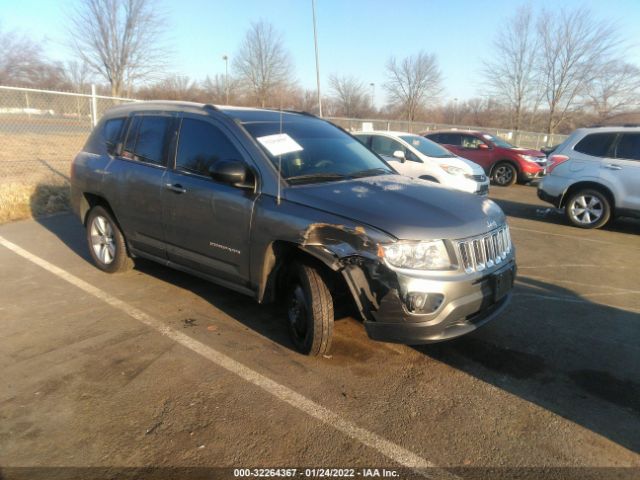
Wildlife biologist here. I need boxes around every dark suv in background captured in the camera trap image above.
[71,102,515,355]
[424,130,547,186]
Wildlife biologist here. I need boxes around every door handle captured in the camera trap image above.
[605,164,622,170]
[165,183,187,194]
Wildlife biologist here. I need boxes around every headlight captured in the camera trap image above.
[380,240,451,270]
[440,164,466,176]
[520,154,542,163]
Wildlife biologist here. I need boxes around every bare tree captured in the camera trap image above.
[62,60,93,93]
[328,74,370,117]
[233,21,294,108]
[67,0,167,97]
[384,51,442,122]
[538,8,621,133]
[0,26,66,88]
[482,6,538,131]
[586,61,640,122]
[201,74,242,104]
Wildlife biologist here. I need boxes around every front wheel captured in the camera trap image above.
[565,189,611,229]
[86,206,133,273]
[491,162,517,186]
[285,263,334,356]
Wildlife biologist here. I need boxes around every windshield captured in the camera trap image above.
[243,119,395,183]
[399,135,454,158]
[482,133,514,148]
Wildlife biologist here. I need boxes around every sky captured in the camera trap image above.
[2,0,640,106]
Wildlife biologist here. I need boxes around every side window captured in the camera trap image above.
[104,118,125,147]
[439,133,462,146]
[371,136,405,157]
[176,118,243,176]
[461,135,485,149]
[574,133,617,158]
[615,133,640,161]
[355,135,371,147]
[123,115,172,165]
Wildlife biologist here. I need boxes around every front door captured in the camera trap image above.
[161,115,256,286]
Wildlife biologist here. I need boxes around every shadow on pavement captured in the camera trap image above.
[416,275,640,453]
[492,197,640,235]
[34,213,640,454]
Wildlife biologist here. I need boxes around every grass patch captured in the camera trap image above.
[0,182,70,224]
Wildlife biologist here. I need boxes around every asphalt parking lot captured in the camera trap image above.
[1,184,639,477]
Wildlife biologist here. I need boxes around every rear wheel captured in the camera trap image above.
[285,262,334,356]
[491,162,517,186]
[86,206,133,273]
[565,189,611,229]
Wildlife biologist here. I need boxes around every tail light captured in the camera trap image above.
[547,155,569,173]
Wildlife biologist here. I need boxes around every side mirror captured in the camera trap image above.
[209,160,249,187]
[478,143,490,150]
[392,150,406,162]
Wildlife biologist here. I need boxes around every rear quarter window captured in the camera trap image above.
[83,117,126,155]
[573,133,617,158]
[615,133,640,161]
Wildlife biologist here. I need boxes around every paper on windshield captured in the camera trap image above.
[256,133,303,157]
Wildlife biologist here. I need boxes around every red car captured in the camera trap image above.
[424,131,548,186]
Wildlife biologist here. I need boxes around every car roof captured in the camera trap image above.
[103,100,315,123]
[353,130,417,137]
[574,125,640,133]
[425,130,485,136]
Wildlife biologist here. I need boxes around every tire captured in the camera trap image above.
[491,162,518,187]
[285,262,334,356]
[565,189,611,229]
[86,206,134,273]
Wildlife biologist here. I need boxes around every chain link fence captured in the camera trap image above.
[0,85,567,221]
[0,86,138,187]
[327,117,568,150]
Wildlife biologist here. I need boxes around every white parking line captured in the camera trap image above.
[0,235,455,479]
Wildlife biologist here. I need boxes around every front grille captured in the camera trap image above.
[457,225,512,273]
[466,174,487,182]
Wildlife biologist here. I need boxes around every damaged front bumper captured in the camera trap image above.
[357,260,516,344]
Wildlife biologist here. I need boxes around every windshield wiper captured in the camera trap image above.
[286,172,349,185]
[350,167,393,178]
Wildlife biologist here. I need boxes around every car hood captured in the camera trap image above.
[421,154,485,175]
[510,147,545,157]
[285,175,506,241]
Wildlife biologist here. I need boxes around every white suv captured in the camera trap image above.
[538,126,640,228]
[354,131,490,195]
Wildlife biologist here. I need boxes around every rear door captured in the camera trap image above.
[161,114,257,286]
[603,132,640,211]
[107,113,177,259]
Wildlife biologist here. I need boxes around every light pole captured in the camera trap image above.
[311,0,323,117]
[369,82,375,110]
[453,97,458,125]
[222,55,229,104]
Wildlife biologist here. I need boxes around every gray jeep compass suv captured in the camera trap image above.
[71,101,516,355]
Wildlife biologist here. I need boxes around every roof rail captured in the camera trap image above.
[203,104,219,112]
[284,109,317,118]
[587,123,640,128]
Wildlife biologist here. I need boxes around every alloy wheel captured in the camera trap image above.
[569,194,604,225]
[90,215,116,265]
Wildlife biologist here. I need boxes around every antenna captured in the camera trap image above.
[277,98,284,205]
